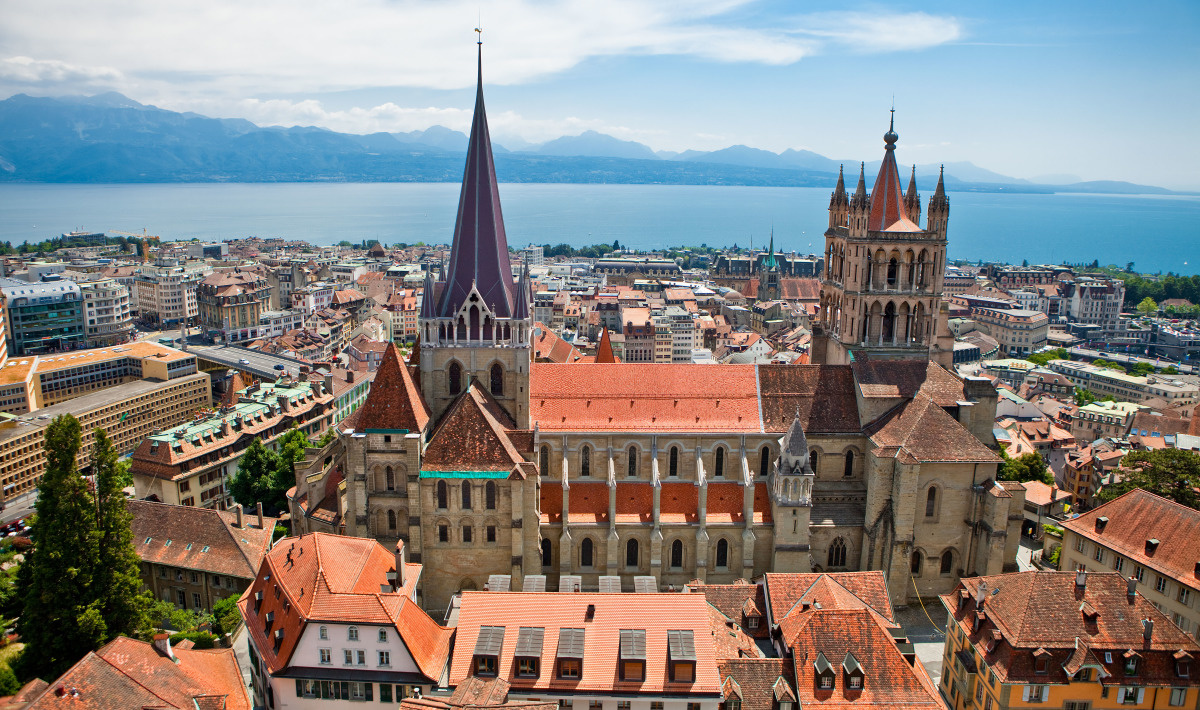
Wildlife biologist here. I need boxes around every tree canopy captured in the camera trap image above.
[229,428,312,514]
[1098,448,1200,509]
[1136,296,1158,315]
[998,448,1053,486]
[1026,348,1069,367]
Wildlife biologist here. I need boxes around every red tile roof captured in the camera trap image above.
[129,500,274,580]
[718,659,795,710]
[689,582,770,640]
[355,342,430,433]
[852,359,965,406]
[762,572,894,626]
[450,592,722,696]
[867,395,1000,464]
[1062,488,1200,588]
[423,384,526,471]
[758,366,860,433]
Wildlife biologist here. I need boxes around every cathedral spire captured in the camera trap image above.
[933,164,946,200]
[438,38,516,318]
[866,109,909,231]
[595,327,616,363]
[833,164,846,198]
[904,164,921,224]
[854,162,867,199]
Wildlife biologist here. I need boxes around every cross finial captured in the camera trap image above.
[475,26,482,45]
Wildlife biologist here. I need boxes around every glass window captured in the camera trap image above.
[319,648,331,664]
[379,650,391,667]
[379,629,387,642]
[348,626,359,641]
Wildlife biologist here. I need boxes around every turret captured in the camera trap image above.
[904,165,921,224]
[927,165,950,237]
[848,162,869,238]
[827,164,849,231]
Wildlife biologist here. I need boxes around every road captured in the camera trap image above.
[0,492,37,526]
[895,602,948,688]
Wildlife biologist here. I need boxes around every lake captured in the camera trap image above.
[0,183,1197,274]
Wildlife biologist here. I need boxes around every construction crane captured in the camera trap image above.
[109,229,159,264]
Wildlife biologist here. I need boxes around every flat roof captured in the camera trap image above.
[35,342,193,372]
[0,358,37,387]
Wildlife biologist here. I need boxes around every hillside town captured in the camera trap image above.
[0,55,1196,710]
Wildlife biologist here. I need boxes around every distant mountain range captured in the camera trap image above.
[0,92,1182,195]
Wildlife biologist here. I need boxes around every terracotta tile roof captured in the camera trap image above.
[532,323,582,363]
[705,483,748,524]
[867,395,1000,463]
[941,571,1200,686]
[1062,489,1200,588]
[450,592,722,696]
[238,533,450,681]
[706,603,766,660]
[1020,480,1068,507]
[23,636,250,709]
[779,278,821,302]
[660,482,700,523]
[690,582,770,640]
[762,572,894,626]
[758,365,860,433]
[717,659,794,710]
[130,500,275,580]
[852,359,965,406]
[568,482,610,524]
[595,327,617,363]
[423,384,526,471]
[786,608,943,709]
[355,342,431,433]
[540,482,563,524]
[530,364,761,432]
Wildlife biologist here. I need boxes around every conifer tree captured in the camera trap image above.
[15,415,102,680]
[91,428,152,640]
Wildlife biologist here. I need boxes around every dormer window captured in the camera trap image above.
[843,652,864,691]
[474,626,505,677]
[1177,658,1191,678]
[1033,648,1052,674]
[619,629,646,681]
[667,630,696,683]
[515,627,545,679]
[814,651,834,690]
[556,628,585,679]
[1124,652,1139,676]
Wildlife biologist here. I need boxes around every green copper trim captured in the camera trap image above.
[419,470,510,479]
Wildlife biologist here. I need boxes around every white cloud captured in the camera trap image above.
[0,56,123,86]
[792,12,964,53]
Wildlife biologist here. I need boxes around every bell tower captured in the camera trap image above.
[418,39,532,427]
[770,410,814,572]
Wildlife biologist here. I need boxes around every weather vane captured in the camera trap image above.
[475,26,482,44]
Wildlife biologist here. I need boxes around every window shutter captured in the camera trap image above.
[1116,688,1126,703]
[1022,686,1031,702]
[1136,688,1144,704]
[366,683,374,701]
[296,679,303,697]
[1041,686,1049,702]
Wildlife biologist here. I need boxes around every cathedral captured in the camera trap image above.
[288,46,1026,614]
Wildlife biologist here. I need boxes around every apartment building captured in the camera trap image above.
[1060,489,1200,639]
[77,275,135,347]
[1070,400,1146,441]
[1050,360,1200,405]
[970,306,1049,357]
[941,571,1200,710]
[1066,278,1126,332]
[0,276,85,355]
[135,258,209,326]
[199,269,273,343]
[32,341,198,409]
[0,372,211,503]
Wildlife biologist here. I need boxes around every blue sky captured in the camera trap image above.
[1,0,1197,189]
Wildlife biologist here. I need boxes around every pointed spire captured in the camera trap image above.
[933,164,946,199]
[764,228,778,269]
[356,342,430,433]
[853,162,867,199]
[906,165,918,199]
[420,269,436,319]
[512,260,531,321]
[438,37,516,318]
[834,164,846,196]
[867,110,908,231]
[408,332,421,368]
[595,327,616,363]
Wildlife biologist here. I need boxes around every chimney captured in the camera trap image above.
[975,580,988,608]
[585,604,596,621]
[311,378,323,397]
[277,394,290,413]
[152,633,177,662]
[257,502,264,529]
[324,373,334,393]
[235,503,244,529]
[394,540,407,590]
[346,370,355,383]
[1128,575,1138,598]
[1143,619,1154,642]
[1076,568,1087,590]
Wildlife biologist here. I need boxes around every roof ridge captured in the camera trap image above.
[95,642,194,708]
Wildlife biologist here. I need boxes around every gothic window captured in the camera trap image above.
[385,466,395,491]
[456,317,466,340]
[715,539,729,569]
[448,362,462,395]
[539,445,549,476]
[911,550,923,576]
[387,510,397,531]
[670,540,683,569]
[759,446,770,478]
[581,538,594,568]
[627,446,638,478]
[887,258,898,288]
[581,446,591,477]
[626,539,639,568]
[844,451,854,478]
[485,481,497,510]
[925,487,938,518]
[828,537,847,568]
[714,447,725,478]
[461,481,472,510]
[669,446,679,477]
[809,450,818,472]
[541,538,552,568]
[941,550,954,575]
[436,481,447,510]
[490,363,503,396]
[469,306,480,340]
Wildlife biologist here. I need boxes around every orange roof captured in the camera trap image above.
[530,364,761,432]
[595,327,617,363]
[354,342,430,433]
[423,384,526,471]
[450,592,722,696]
[763,572,894,626]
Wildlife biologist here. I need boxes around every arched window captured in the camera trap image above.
[490,363,503,396]
[715,539,729,569]
[348,626,359,641]
[436,481,447,510]
[759,446,770,477]
[581,538,594,568]
[844,451,854,478]
[461,481,472,510]
[387,509,397,531]
[925,487,938,518]
[626,539,639,568]
[911,550,923,576]
[809,450,818,472]
[941,550,954,575]
[448,362,462,395]
[670,540,683,569]
[714,447,725,478]
[456,317,466,341]
[539,445,549,476]
[541,538,552,568]
[828,537,847,568]
[385,466,395,491]
[485,481,497,510]
[627,446,638,478]
[581,445,591,477]
[887,258,898,288]
[669,446,679,477]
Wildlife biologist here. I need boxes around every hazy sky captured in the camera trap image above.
[2,0,1197,189]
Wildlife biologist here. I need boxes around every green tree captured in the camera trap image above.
[1130,361,1155,377]
[212,596,243,636]
[91,429,154,643]
[1164,365,1179,375]
[998,448,1052,485]
[1074,387,1096,406]
[15,415,103,680]
[229,437,284,511]
[1136,297,1158,315]
[1097,448,1200,509]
